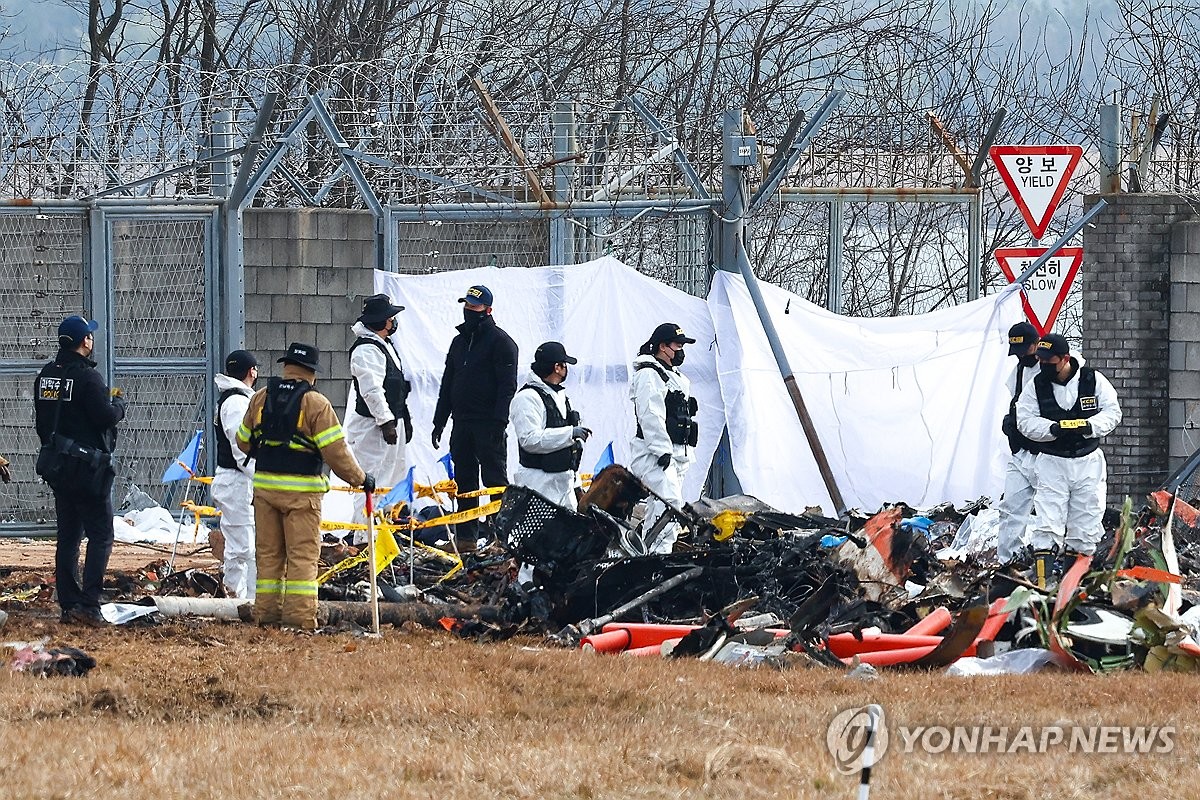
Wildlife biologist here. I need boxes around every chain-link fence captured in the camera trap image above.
[0,206,217,531]
[0,211,86,526]
[391,218,550,272]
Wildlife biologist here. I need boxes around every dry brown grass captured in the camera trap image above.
[0,606,1195,800]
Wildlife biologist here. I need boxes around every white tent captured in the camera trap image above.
[708,271,1023,514]
[359,256,1022,516]
[374,256,725,499]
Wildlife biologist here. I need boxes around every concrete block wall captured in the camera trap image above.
[1170,220,1200,470]
[243,208,377,412]
[1082,193,1193,503]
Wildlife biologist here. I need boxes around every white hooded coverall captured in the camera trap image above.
[211,373,256,598]
[997,361,1039,563]
[1016,357,1122,556]
[629,354,694,554]
[510,373,582,511]
[345,322,408,527]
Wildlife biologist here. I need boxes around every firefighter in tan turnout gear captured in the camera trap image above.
[237,342,371,630]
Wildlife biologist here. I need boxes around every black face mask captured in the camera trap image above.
[463,308,487,327]
[671,348,686,367]
[384,318,398,337]
[1040,361,1058,377]
[1019,354,1038,368]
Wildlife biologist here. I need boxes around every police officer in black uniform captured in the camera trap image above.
[431,285,518,549]
[34,315,127,626]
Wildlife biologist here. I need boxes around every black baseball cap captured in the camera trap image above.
[533,341,578,366]
[1007,321,1039,356]
[58,315,98,347]
[278,342,320,372]
[458,285,494,307]
[649,322,696,346]
[224,349,257,379]
[1036,333,1070,359]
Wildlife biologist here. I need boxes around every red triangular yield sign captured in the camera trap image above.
[989,145,1083,239]
[995,247,1083,335]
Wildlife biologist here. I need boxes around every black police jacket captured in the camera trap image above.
[433,315,518,427]
[34,349,125,452]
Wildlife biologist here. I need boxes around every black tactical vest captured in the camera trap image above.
[1002,365,1040,455]
[517,383,582,473]
[1034,366,1100,459]
[350,337,410,420]
[634,361,698,447]
[250,378,323,475]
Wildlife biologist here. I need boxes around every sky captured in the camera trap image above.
[2,0,1119,63]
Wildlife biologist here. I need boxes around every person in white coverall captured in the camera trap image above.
[996,321,1042,565]
[346,294,412,529]
[211,350,258,598]
[629,322,699,554]
[1016,333,1122,588]
[510,341,590,510]
[511,341,591,585]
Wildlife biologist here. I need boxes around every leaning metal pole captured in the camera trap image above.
[719,109,846,513]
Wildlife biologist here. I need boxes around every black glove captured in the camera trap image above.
[380,419,398,446]
[402,413,413,444]
[432,426,443,449]
[111,394,127,418]
[0,463,10,484]
[656,452,671,469]
[572,426,591,441]
[1049,422,1061,438]
[362,473,376,494]
[1059,418,1094,437]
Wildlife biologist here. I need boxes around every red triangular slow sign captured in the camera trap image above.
[995,247,1083,335]
[989,145,1083,239]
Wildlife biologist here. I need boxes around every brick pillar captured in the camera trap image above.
[1170,221,1200,473]
[1082,194,1193,503]
[243,209,377,412]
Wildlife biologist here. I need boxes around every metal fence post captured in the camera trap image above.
[968,189,982,300]
[1099,101,1124,194]
[827,199,844,313]
[550,100,576,265]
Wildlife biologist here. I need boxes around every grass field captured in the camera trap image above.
[0,606,1196,800]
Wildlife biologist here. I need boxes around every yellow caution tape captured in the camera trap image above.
[329,479,460,499]
[180,500,221,518]
[318,498,501,534]
[425,499,503,526]
[317,522,465,585]
[317,552,370,584]
[454,486,506,500]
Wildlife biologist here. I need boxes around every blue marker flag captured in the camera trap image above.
[162,430,203,483]
[379,465,415,510]
[438,452,454,480]
[593,441,615,475]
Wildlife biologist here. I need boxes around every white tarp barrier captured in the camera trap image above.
[112,506,210,546]
[708,272,1023,514]
[373,257,724,500]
